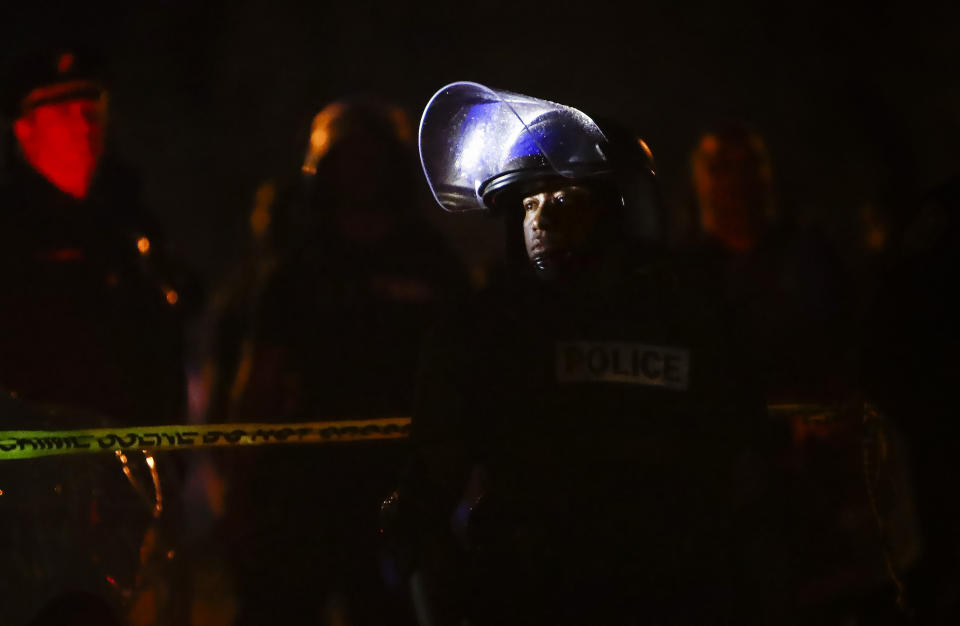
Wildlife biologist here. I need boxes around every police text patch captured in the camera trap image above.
[556,341,690,390]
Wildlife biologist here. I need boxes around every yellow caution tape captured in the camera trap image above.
[0,418,412,461]
[0,404,858,461]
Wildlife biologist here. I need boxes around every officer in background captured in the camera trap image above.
[680,124,855,405]
[0,44,193,626]
[681,125,918,622]
[210,98,466,423]
[0,45,187,425]
[203,99,466,625]
[391,82,801,625]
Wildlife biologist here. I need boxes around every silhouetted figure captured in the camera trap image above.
[680,124,855,404]
[205,99,466,625]
[0,45,195,626]
[676,125,917,622]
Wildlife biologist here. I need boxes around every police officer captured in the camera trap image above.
[682,124,856,405]
[681,126,919,622]
[394,82,797,626]
[0,46,186,424]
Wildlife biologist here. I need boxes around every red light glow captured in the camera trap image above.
[13,97,105,199]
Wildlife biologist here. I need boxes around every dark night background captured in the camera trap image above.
[3,0,959,281]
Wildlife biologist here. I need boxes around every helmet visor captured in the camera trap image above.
[419,82,610,212]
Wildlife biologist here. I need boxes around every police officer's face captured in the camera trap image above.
[692,134,772,252]
[522,183,605,269]
[13,96,107,199]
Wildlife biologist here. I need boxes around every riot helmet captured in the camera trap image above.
[419,82,659,278]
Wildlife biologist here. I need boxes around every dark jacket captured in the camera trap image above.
[401,268,799,625]
[0,158,185,424]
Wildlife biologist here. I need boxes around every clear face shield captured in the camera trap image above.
[418,82,612,212]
